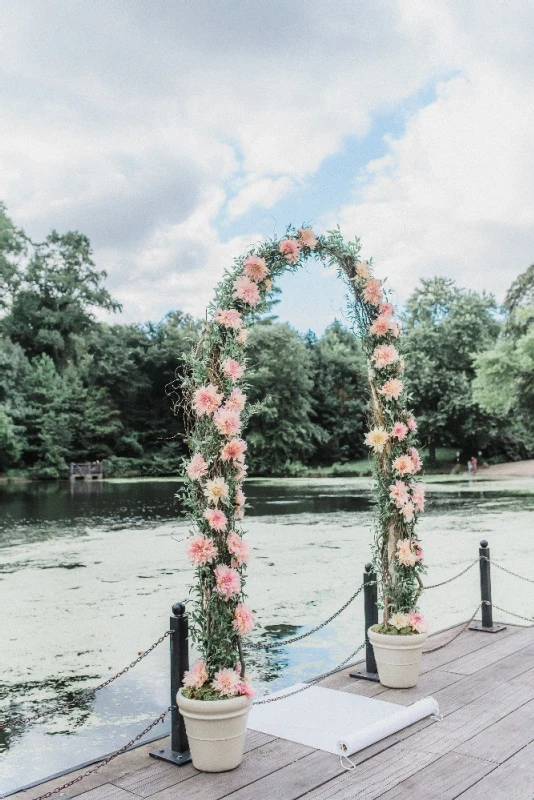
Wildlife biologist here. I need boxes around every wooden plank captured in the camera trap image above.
[356,752,495,800]
[454,740,534,799]
[440,625,534,676]
[75,787,136,800]
[113,731,275,797]
[147,738,313,800]
[454,698,534,765]
[404,681,534,757]
[371,668,464,706]
[419,624,522,675]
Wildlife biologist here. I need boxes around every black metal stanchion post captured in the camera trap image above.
[150,602,192,765]
[469,540,506,634]
[350,563,379,681]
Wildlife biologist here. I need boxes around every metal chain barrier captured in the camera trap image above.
[248,583,366,650]
[30,707,172,800]
[483,600,534,625]
[482,557,534,585]
[424,558,480,590]
[0,630,172,730]
[422,603,482,654]
[253,642,365,705]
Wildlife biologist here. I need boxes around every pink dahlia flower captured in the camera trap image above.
[186,453,208,480]
[279,238,301,263]
[243,255,269,283]
[221,437,247,462]
[232,275,261,307]
[298,228,317,250]
[238,678,255,698]
[391,422,409,441]
[407,415,418,431]
[379,378,403,401]
[233,603,254,635]
[214,564,241,598]
[412,539,424,561]
[407,611,427,633]
[204,476,229,506]
[183,660,208,689]
[379,302,395,317]
[373,344,399,369]
[215,309,243,330]
[193,384,223,416]
[409,447,422,473]
[187,533,218,566]
[225,387,246,411]
[223,358,244,383]
[211,668,241,697]
[227,530,250,566]
[203,507,228,532]
[412,484,425,512]
[401,501,416,523]
[369,315,393,337]
[235,488,246,507]
[355,262,370,279]
[397,539,417,566]
[363,278,382,306]
[213,407,242,437]
[389,480,410,509]
[237,329,249,345]
[393,454,416,475]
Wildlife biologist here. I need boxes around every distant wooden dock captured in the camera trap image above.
[69,462,103,480]
[10,621,534,800]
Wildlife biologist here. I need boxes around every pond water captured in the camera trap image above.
[1,475,534,793]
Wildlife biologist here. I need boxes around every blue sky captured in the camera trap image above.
[1,1,532,333]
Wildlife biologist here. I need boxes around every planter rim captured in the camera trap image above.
[177,688,252,715]
[368,627,428,648]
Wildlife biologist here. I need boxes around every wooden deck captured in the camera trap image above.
[11,622,534,800]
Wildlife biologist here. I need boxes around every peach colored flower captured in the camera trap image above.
[214,564,241,598]
[389,480,409,509]
[211,668,241,696]
[391,422,409,441]
[379,378,403,401]
[264,278,273,292]
[215,309,243,330]
[363,278,382,306]
[204,476,229,506]
[227,530,250,566]
[407,611,427,633]
[238,679,255,698]
[203,507,228,532]
[407,415,418,431]
[379,302,395,317]
[409,447,422,473]
[183,660,208,689]
[186,453,208,480]
[389,612,410,630]
[369,315,392,337]
[412,484,425,512]
[193,384,223,416]
[221,438,247,462]
[233,603,254,635]
[355,262,370,279]
[234,505,245,520]
[237,329,249,345]
[364,427,389,453]
[373,344,399,369]
[393,454,415,475]
[213,407,242,437]
[401,501,416,523]
[389,322,400,337]
[233,275,261,307]
[279,238,301,263]
[223,358,244,382]
[243,255,269,283]
[225,387,246,412]
[187,533,218,566]
[298,228,317,250]
[397,539,417,566]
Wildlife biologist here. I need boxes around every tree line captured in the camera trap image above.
[0,203,533,479]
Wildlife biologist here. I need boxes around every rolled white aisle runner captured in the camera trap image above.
[337,696,440,757]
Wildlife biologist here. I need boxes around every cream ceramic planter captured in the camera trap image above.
[368,627,428,688]
[176,690,252,772]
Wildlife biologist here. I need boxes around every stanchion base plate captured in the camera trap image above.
[149,746,192,766]
[469,623,507,633]
[349,670,380,682]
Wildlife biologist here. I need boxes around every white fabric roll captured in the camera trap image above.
[337,696,439,756]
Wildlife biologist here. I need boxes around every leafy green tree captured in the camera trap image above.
[0,405,22,470]
[0,203,27,311]
[245,322,320,473]
[307,320,368,464]
[402,278,500,463]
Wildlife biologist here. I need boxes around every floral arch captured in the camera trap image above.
[180,226,425,698]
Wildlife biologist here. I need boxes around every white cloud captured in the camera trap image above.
[226,177,295,221]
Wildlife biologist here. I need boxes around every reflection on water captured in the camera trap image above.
[1,476,534,793]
